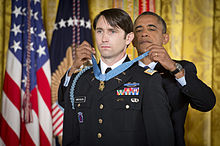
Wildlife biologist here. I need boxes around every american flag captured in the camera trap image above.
[0,0,52,145]
[139,0,155,14]
[49,0,92,139]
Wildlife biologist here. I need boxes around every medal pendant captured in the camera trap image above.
[99,81,105,91]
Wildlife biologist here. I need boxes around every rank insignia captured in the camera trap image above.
[117,87,139,95]
[78,112,84,123]
[144,68,157,75]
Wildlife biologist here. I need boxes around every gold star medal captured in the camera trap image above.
[99,81,105,91]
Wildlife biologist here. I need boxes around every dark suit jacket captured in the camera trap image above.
[154,60,216,146]
[58,61,175,146]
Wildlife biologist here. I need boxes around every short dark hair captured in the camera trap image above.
[93,8,133,36]
[134,11,167,34]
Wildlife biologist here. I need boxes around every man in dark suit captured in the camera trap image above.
[58,8,174,146]
[132,11,216,146]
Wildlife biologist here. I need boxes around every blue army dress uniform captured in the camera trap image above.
[58,60,175,146]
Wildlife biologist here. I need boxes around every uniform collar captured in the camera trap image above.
[100,54,127,74]
[138,60,158,70]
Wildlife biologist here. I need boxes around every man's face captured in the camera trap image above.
[95,16,131,63]
[133,15,168,55]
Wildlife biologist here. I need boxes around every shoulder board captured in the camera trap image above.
[144,68,157,75]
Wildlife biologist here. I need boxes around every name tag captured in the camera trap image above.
[75,96,86,103]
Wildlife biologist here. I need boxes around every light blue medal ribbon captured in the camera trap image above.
[92,51,150,81]
[70,51,149,109]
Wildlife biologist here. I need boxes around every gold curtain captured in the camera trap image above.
[0,0,220,145]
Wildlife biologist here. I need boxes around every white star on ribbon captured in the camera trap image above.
[22,8,26,16]
[86,20,91,29]
[59,19,66,28]
[37,45,46,57]
[34,0,40,5]
[21,75,27,87]
[12,6,22,18]
[33,12,38,21]
[30,42,35,51]
[38,29,46,42]
[80,17,85,27]
[74,17,79,26]
[54,23,58,30]
[67,17,74,27]
[11,24,22,36]
[30,27,34,34]
[11,40,22,53]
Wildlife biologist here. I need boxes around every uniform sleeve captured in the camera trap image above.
[58,74,66,108]
[62,92,80,146]
[142,73,174,146]
[59,74,80,146]
[181,61,216,112]
[58,71,76,108]
[57,71,80,145]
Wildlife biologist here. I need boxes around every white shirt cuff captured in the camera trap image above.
[63,68,71,87]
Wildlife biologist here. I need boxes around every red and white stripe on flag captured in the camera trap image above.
[0,0,53,145]
[52,102,64,136]
[139,0,155,14]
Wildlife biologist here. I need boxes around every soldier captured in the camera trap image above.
[58,8,174,146]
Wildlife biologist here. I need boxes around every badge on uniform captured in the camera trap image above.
[124,82,140,87]
[144,68,157,75]
[75,96,86,103]
[117,87,139,95]
[131,98,139,103]
[78,112,84,123]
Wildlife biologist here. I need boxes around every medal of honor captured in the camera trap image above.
[99,81,105,91]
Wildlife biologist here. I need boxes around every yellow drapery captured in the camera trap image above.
[0,0,219,145]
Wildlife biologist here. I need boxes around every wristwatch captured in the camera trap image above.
[170,63,183,75]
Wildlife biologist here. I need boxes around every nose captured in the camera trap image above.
[102,33,109,42]
[141,29,148,37]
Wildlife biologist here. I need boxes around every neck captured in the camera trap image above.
[140,55,152,65]
[101,52,126,66]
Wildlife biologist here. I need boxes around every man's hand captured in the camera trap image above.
[148,44,176,71]
[69,41,95,76]
[148,44,184,78]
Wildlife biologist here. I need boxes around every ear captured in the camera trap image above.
[125,32,134,45]
[132,36,137,47]
[162,33,169,45]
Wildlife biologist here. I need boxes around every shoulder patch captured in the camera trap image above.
[144,68,157,75]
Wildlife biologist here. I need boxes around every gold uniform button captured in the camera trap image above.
[97,133,102,138]
[99,104,104,110]
[125,104,130,109]
[77,104,81,107]
[99,119,103,124]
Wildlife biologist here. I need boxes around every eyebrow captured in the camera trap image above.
[96,27,118,32]
[135,24,158,30]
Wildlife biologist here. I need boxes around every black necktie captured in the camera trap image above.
[144,66,149,69]
[105,67,112,73]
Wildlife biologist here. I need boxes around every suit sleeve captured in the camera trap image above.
[181,61,216,111]
[142,73,174,146]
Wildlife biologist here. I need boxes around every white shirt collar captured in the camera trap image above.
[138,60,157,70]
[100,54,127,74]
